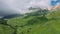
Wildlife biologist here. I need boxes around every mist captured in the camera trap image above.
[0,0,57,17]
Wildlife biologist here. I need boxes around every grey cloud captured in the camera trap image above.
[0,0,51,17]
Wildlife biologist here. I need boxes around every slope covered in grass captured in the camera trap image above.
[0,24,14,34]
[0,10,60,34]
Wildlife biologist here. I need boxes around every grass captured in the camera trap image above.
[0,10,60,34]
[0,24,14,34]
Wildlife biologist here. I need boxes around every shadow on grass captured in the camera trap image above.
[25,17,49,26]
[17,17,60,28]
[48,18,60,21]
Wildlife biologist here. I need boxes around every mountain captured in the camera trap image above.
[0,5,60,34]
[3,14,23,19]
[25,7,49,17]
[6,9,60,34]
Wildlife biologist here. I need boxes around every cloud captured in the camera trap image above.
[3,0,51,9]
[0,0,52,9]
[0,0,52,15]
[29,0,51,9]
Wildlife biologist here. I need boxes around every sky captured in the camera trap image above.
[51,0,60,6]
[0,0,60,10]
[0,0,60,15]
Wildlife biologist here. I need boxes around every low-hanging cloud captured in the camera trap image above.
[0,0,52,15]
[1,0,52,9]
[29,0,51,9]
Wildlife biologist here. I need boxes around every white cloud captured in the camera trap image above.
[0,0,52,14]
[1,0,52,9]
[29,0,51,9]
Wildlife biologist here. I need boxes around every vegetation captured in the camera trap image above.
[0,9,60,34]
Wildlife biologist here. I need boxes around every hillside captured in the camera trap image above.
[0,9,60,34]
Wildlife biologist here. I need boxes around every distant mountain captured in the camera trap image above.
[23,7,49,18]
[3,14,22,19]
[7,9,60,34]
[29,7,41,10]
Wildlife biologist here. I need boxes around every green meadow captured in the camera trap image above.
[0,10,60,34]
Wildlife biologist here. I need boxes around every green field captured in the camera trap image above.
[0,10,60,34]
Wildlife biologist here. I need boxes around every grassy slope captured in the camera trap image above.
[0,10,60,34]
[0,24,14,34]
[8,10,60,34]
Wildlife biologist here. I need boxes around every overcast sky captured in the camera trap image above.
[0,0,60,10]
[0,0,51,9]
[0,0,60,15]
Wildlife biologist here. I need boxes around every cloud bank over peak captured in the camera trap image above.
[29,0,51,9]
[0,0,52,10]
[0,0,57,15]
